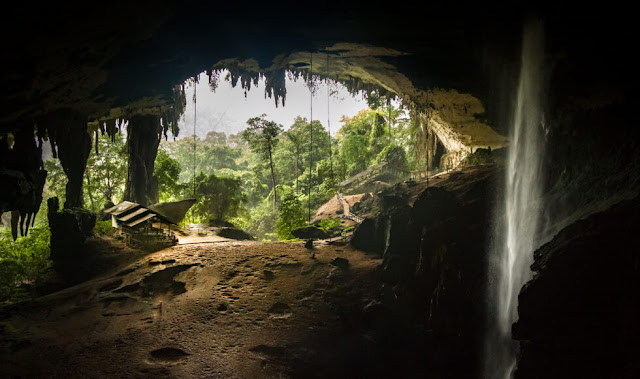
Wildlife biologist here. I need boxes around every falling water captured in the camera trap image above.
[485,19,546,378]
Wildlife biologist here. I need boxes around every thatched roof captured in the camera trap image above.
[148,199,197,225]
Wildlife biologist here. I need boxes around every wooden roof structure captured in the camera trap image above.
[104,199,195,229]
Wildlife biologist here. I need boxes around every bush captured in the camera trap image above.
[0,227,51,302]
[94,220,115,237]
[246,202,278,241]
[318,218,341,231]
[276,193,307,240]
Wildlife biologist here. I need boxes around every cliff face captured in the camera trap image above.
[351,165,499,376]
[513,197,640,379]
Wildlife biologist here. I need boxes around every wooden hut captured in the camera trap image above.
[104,199,195,249]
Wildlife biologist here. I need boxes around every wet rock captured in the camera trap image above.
[513,197,640,379]
[291,226,329,240]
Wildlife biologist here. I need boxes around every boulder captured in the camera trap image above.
[350,218,386,254]
[47,197,97,278]
[291,226,329,240]
[216,227,254,241]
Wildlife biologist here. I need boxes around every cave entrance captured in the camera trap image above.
[157,67,405,240]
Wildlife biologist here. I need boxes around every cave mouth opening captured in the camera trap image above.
[154,64,409,237]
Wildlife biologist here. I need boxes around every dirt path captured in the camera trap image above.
[0,240,382,378]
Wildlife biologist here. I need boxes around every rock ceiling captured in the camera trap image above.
[0,2,634,148]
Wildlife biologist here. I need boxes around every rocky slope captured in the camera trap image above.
[513,196,640,378]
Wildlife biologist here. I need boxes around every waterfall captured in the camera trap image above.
[485,19,546,378]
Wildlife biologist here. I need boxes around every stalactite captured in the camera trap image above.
[44,110,92,209]
[1,125,47,239]
[123,114,162,206]
[263,69,287,107]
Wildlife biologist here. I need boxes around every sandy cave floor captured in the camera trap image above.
[0,238,387,378]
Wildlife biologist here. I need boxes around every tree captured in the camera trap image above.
[192,173,245,222]
[375,145,408,171]
[242,114,283,209]
[43,159,67,202]
[284,127,304,193]
[83,132,127,211]
[154,148,184,202]
[276,192,306,240]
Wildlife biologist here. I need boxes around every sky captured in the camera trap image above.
[177,70,370,139]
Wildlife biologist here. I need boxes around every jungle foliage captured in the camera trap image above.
[37,88,414,242]
[0,228,51,302]
[154,92,412,240]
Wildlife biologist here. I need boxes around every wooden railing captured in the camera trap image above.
[337,192,364,224]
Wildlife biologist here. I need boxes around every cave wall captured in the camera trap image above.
[351,166,498,376]
[513,197,640,379]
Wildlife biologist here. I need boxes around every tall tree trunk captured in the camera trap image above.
[105,167,113,203]
[295,148,299,193]
[123,115,162,206]
[268,143,277,210]
[85,173,95,210]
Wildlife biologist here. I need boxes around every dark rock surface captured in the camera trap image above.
[350,218,386,255]
[350,166,497,376]
[48,197,96,268]
[0,128,47,239]
[513,196,640,379]
[291,226,329,240]
[330,257,349,270]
